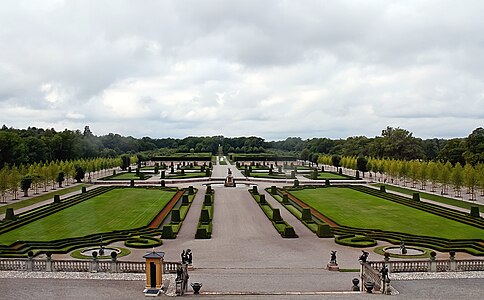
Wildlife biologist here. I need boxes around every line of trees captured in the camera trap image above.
[0,157,135,202]
[319,155,484,200]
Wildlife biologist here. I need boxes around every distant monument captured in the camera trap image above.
[224,168,236,187]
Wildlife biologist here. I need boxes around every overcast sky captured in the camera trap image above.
[1,0,483,140]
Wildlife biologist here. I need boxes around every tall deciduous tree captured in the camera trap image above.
[452,163,464,197]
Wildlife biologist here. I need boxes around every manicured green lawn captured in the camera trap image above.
[0,188,175,245]
[316,172,347,179]
[372,183,484,211]
[290,188,484,240]
[0,184,88,215]
[167,172,207,178]
[102,172,152,180]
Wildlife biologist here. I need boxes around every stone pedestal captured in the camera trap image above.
[327,262,339,271]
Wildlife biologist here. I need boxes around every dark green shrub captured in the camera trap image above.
[356,171,360,179]
[27,251,34,258]
[317,224,333,238]
[252,186,258,194]
[81,187,87,193]
[195,228,209,239]
[413,193,420,201]
[204,194,212,205]
[154,165,159,174]
[283,226,297,238]
[200,209,211,223]
[259,194,266,204]
[282,194,289,204]
[290,171,296,179]
[470,206,480,218]
[301,208,311,221]
[160,180,165,187]
[338,168,342,174]
[271,186,277,194]
[272,208,282,222]
[5,208,15,221]
[130,179,134,187]
[188,186,194,195]
[293,179,299,187]
[206,185,212,193]
[161,225,175,239]
[325,179,330,186]
[160,171,165,179]
[182,194,189,204]
[380,185,386,193]
[53,195,61,204]
[171,209,181,222]
[112,170,116,175]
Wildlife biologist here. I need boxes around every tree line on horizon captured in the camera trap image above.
[0,124,483,169]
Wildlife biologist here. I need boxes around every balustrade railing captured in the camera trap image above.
[0,258,181,274]
[456,259,484,271]
[0,259,27,271]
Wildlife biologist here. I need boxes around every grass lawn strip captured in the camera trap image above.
[290,188,483,240]
[0,184,88,215]
[101,173,152,180]
[372,183,484,211]
[0,188,176,245]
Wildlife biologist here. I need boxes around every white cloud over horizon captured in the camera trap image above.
[1,0,483,140]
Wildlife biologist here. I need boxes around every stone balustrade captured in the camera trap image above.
[0,258,180,274]
[368,259,484,273]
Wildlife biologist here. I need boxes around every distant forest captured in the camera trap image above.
[0,124,482,168]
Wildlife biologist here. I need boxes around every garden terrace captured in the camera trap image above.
[0,187,179,257]
[249,187,298,238]
[285,186,484,255]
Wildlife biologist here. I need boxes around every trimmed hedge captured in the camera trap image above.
[249,190,298,238]
[195,189,214,239]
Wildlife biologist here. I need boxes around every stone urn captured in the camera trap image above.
[352,278,360,291]
[364,281,374,293]
[191,282,203,294]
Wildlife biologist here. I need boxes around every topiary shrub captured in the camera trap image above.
[259,194,266,204]
[271,186,277,194]
[188,186,194,195]
[252,186,258,194]
[53,194,61,204]
[82,186,87,193]
[380,185,386,193]
[160,180,165,187]
[470,206,480,218]
[293,179,299,187]
[290,171,296,179]
[206,185,212,194]
[204,194,212,205]
[316,224,333,238]
[111,251,118,260]
[325,179,330,186]
[272,208,282,222]
[130,179,134,187]
[161,225,175,239]
[171,209,181,223]
[413,193,420,201]
[195,227,209,239]
[283,226,297,238]
[160,171,165,179]
[4,208,16,221]
[182,195,189,204]
[200,209,211,223]
[301,208,312,221]
[282,194,289,204]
